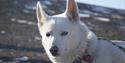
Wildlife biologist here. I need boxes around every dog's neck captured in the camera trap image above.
[52,41,97,63]
[72,36,97,63]
[51,32,97,63]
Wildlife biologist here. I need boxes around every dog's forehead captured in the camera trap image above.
[41,19,55,32]
[42,15,73,32]
[52,15,73,30]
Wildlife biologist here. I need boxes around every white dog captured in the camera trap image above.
[36,0,125,63]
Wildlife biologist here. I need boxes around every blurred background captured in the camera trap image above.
[0,0,125,63]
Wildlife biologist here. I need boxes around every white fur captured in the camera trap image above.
[36,0,125,63]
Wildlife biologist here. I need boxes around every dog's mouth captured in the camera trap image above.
[51,51,59,56]
[50,51,59,57]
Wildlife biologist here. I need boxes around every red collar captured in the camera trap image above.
[73,54,94,63]
[82,55,94,63]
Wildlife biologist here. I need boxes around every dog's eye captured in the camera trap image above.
[61,31,68,36]
[46,32,51,37]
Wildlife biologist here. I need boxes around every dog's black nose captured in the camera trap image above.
[49,46,58,56]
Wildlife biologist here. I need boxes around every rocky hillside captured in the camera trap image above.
[12,0,125,39]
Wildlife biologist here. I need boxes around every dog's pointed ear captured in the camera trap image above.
[65,0,79,21]
[36,1,48,24]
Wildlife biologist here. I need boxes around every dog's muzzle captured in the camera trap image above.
[49,45,58,56]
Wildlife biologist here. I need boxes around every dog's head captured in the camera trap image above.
[36,0,89,58]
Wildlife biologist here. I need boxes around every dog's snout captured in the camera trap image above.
[50,46,58,56]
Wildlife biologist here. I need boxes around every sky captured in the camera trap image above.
[76,0,125,10]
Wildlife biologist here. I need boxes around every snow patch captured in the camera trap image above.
[94,17,110,22]
[79,13,91,18]
[34,36,41,40]
[0,30,6,34]
[14,56,29,61]
[17,20,27,24]
[77,0,125,10]
[44,1,52,5]
[111,40,125,48]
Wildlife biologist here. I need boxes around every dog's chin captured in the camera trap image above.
[50,52,65,57]
[50,52,59,57]
[51,53,59,57]
[49,48,71,57]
